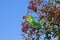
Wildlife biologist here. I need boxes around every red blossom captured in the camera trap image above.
[57,7,60,13]
[28,5,37,12]
[22,22,30,33]
[56,18,60,26]
[28,0,43,12]
[28,30,33,36]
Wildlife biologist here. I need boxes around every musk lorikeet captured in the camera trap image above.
[23,14,40,28]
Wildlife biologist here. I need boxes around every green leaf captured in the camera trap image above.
[52,0,56,6]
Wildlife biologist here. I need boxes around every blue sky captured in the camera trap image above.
[0,0,29,40]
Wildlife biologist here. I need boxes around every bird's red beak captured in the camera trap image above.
[22,16,25,19]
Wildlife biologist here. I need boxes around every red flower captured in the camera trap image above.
[28,30,33,36]
[28,3,37,12]
[57,4,60,12]
[21,22,30,33]
[57,8,60,12]
[56,18,60,26]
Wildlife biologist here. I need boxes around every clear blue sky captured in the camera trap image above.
[0,0,29,40]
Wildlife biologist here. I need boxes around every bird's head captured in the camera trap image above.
[23,15,31,19]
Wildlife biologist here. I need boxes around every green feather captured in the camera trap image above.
[32,18,39,27]
[25,15,39,28]
[26,18,33,24]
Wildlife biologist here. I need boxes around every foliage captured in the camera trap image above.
[21,0,60,40]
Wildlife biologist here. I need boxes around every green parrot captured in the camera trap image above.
[23,14,40,28]
[52,0,56,6]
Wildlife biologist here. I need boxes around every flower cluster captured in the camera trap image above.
[22,0,60,40]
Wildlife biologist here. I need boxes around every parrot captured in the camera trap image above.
[23,14,40,28]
